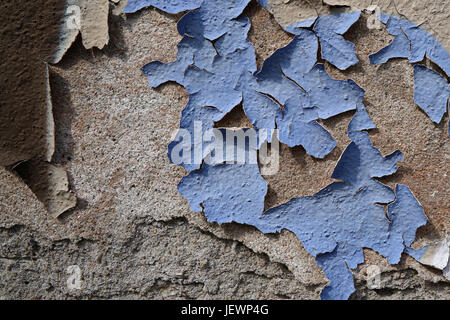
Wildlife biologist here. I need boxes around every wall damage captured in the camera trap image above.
[129,0,449,299]
[1,0,448,300]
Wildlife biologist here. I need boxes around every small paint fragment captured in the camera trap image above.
[413,65,450,124]
[348,103,376,132]
[80,0,110,50]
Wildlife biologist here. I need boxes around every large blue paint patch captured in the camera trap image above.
[126,1,449,299]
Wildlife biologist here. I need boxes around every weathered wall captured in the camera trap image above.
[0,0,448,299]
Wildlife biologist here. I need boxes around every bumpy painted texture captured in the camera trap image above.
[129,1,447,299]
[313,11,361,70]
[413,65,450,124]
[124,0,203,14]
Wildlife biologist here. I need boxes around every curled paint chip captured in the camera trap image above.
[413,65,450,124]
[313,11,361,70]
[406,237,450,273]
[124,0,203,14]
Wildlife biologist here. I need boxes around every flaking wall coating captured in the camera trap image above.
[0,0,449,299]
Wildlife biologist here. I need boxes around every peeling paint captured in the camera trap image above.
[407,237,450,280]
[178,131,428,300]
[129,1,448,299]
[142,5,372,164]
[54,0,113,63]
[370,14,450,76]
[413,65,450,124]
[312,11,361,70]
[320,0,450,50]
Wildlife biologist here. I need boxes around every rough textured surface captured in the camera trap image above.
[0,0,62,166]
[0,0,449,299]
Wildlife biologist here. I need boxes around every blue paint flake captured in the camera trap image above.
[129,1,442,299]
[178,0,251,41]
[348,103,376,132]
[281,12,361,71]
[414,65,450,124]
[313,11,361,70]
[124,0,203,14]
